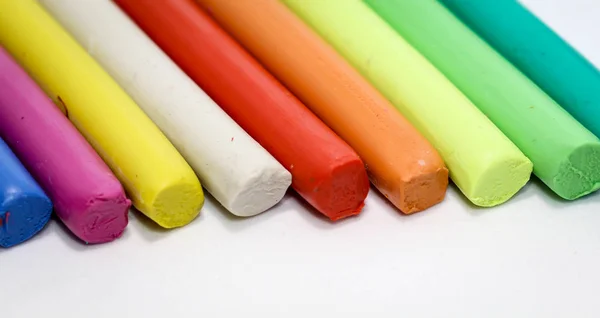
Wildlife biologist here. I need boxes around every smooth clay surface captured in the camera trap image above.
[116,0,370,221]
[0,47,130,243]
[0,0,205,227]
[285,0,532,207]
[441,0,600,139]
[367,0,600,200]
[40,0,291,217]
[0,138,52,248]
[197,0,448,214]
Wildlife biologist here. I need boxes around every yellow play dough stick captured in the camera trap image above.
[0,0,204,228]
[284,0,533,206]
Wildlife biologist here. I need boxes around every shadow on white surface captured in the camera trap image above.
[128,207,176,243]
[4,1,600,316]
[208,190,296,232]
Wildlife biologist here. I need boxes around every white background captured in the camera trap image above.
[3,0,600,317]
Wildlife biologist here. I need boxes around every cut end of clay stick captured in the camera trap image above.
[303,158,370,221]
[72,193,131,244]
[227,167,292,217]
[145,180,205,228]
[395,166,449,214]
[0,195,52,248]
[466,157,533,207]
[552,143,600,200]
[372,152,449,214]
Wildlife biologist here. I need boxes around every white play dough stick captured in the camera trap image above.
[39,0,292,216]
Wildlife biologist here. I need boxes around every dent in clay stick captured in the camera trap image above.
[0,0,204,227]
[441,0,600,138]
[40,0,291,217]
[0,47,130,243]
[367,0,600,200]
[0,138,52,248]
[196,0,448,213]
[285,0,532,206]
[116,0,370,220]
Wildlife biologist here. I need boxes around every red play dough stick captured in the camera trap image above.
[116,0,369,220]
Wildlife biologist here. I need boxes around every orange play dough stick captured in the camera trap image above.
[197,0,449,213]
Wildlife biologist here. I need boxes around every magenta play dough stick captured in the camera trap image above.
[0,47,131,244]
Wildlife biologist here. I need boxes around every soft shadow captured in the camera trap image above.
[1,213,129,252]
[367,186,403,217]
[54,219,93,251]
[503,179,539,204]
[450,178,548,216]
[208,190,289,233]
[128,208,177,243]
[580,189,600,203]
[206,191,244,222]
[530,176,572,207]
[448,182,487,216]
[52,214,133,251]
[0,214,57,253]
[289,190,365,229]
[529,176,600,208]
[366,185,446,222]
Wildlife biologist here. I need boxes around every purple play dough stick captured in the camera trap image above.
[0,47,131,244]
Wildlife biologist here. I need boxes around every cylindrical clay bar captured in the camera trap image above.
[285,0,532,207]
[196,0,449,213]
[441,0,600,138]
[0,47,130,243]
[0,138,52,248]
[0,0,204,227]
[117,0,371,220]
[366,0,600,200]
[40,0,291,217]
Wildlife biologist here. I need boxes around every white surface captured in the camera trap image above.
[2,0,600,317]
[39,0,291,217]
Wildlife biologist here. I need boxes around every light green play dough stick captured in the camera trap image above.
[365,0,600,200]
[284,0,532,206]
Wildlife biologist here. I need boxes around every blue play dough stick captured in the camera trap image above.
[440,0,600,138]
[0,137,52,247]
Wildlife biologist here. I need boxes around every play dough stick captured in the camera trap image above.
[40,0,291,217]
[285,0,532,206]
[0,47,130,243]
[0,138,52,248]
[366,0,600,200]
[196,0,448,213]
[0,0,204,228]
[440,0,600,138]
[116,0,370,221]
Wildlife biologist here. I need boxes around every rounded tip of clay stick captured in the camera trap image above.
[467,156,533,207]
[228,167,292,217]
[0,194,52,248]
[147,180,205,228]
[552,143,600,200]
[306,158,370,221]
[71,192,131,244]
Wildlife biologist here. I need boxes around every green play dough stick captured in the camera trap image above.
[441,0,600,139]
[365,0,600,200]
[284,0,532,206]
